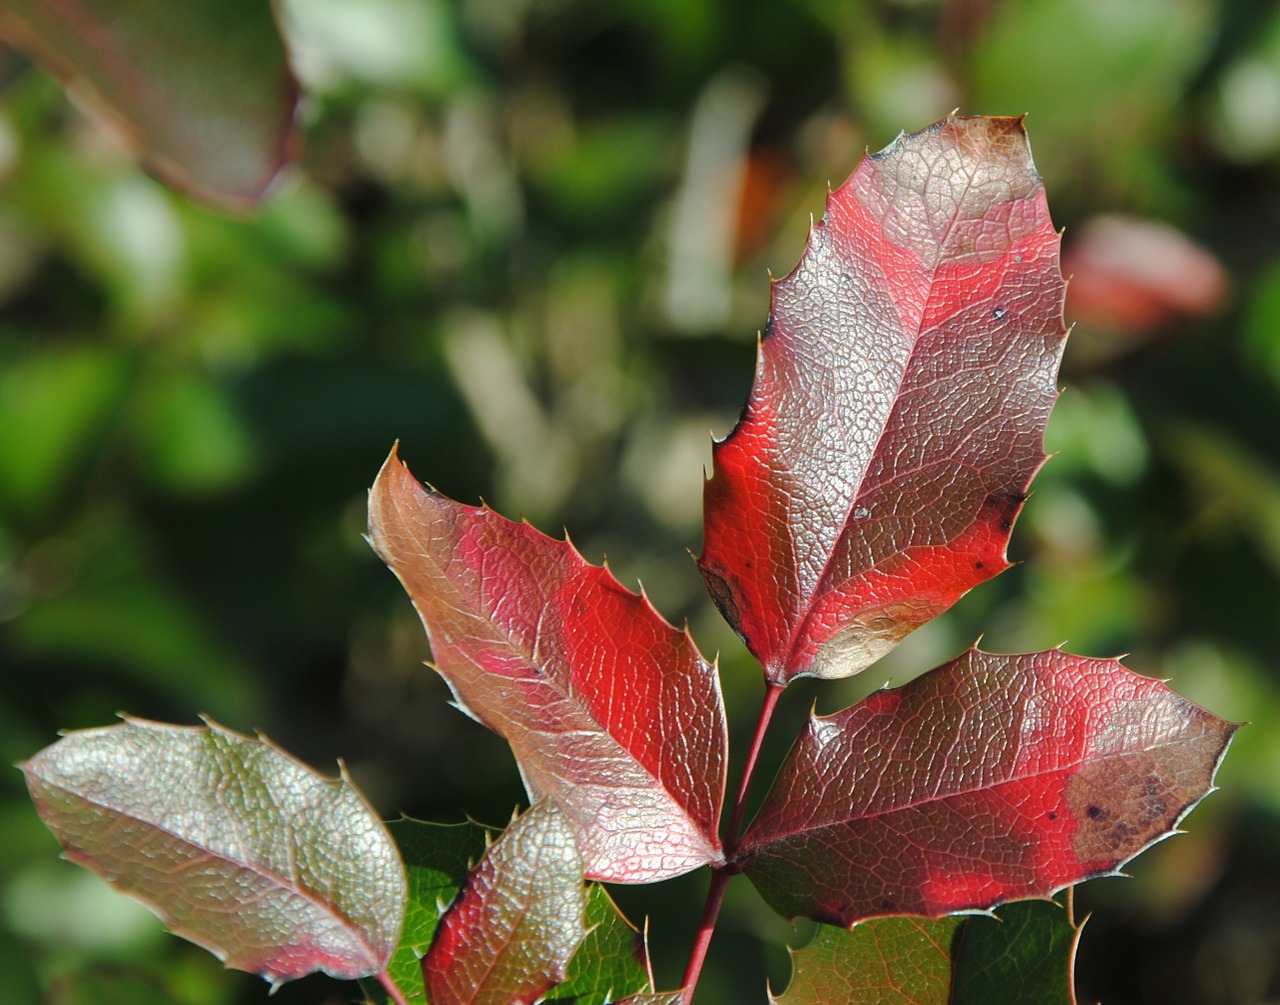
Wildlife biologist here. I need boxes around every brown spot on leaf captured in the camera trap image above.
[984,490,1028,532]
[1067,752,1181,864]
[700,567,741,634]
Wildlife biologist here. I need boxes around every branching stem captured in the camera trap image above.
[680,680,784,1002]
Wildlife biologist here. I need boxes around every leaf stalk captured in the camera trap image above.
[378,970,411,1005]
[680,680,784,1001]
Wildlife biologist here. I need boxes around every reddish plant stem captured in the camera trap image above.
[680,680,784,1001]
[378,969,411,1005]
[679,864,732,1002]
[725,681,784,855]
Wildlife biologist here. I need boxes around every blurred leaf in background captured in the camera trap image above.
[0,0,299,209]
[0,0,1278,1003]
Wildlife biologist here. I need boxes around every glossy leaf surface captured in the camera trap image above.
[369,446,727,883]
[424,800,588,1005]
[546,886,652,1002]
[700,115,1068,683]
[772,899,1080,1005]
[947,899,1080,1005]
[363,819,490,1003]
[363,818,651,1005]
[21,717,405,986]
[0,0,298,209]
[738,648,1236,923]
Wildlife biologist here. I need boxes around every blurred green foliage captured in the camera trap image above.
[1,0,1279,1003]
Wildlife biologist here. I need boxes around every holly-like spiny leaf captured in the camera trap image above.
[699,114,1068,684]
[360,818,491,1003]
[546,885,653,1003]
[737,648,1236,924]
[423,800,588,1005]
[772,898,1081,1005]
[368,445,727,884]
[361,818,652,1005]
[0,0,298,210]
[20,716,406,988]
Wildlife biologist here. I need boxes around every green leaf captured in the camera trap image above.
[20,717,407,989]
[949,900,1080,1005]
[0,0,299,209]
[545,885,651,1003]
[772,899,1080,1005]
[363,819,652,1005]
[423,800,589,1005]
[361,818,490,1003]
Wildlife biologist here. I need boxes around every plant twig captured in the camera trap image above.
[680,680,785,1001]
[679,865,731,1002]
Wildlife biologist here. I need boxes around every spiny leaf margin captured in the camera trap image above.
[738,647,1237,924]
[20,715,405,987]
[368,444,727,884]
[700,114,1069,684]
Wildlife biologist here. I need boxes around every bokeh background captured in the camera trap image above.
[2,0,1279,1002]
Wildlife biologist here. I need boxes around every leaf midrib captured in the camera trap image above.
[778,159,984,676]
[748,736,1195,850]
[30,772,387,973]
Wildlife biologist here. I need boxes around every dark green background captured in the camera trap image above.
[2,0,1279,1002]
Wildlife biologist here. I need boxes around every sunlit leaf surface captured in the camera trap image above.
[369,446,727,883]
[772,899,1080,1005]
[423,800,588,1005]
[700,115,1068,683]
[21,717,405,987]
[738,649,1235,923]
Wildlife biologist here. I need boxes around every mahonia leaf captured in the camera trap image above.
[424,800,588,1005]
[0,0,298,209]
[545,885,652,1003]
[20,716,406,988]
[360,818,491,1003]
[362,817,652,1005]
[614,994,685,1005]
[772,899,1080,1005]
[775,916,964,1005]
[699,114,1068,683]
[736,648,1236,923]
[943,898,1080,1005]
[368,445,727,883]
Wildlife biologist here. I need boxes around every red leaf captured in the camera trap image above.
[699,115,1068,684]
[424,800,587,1005]
[368,446,727,883]
[736,648,1236,925]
